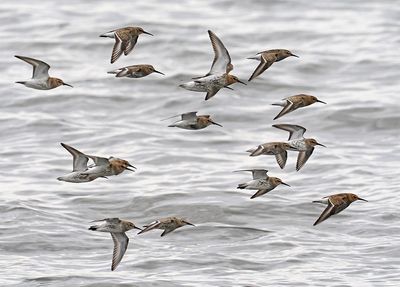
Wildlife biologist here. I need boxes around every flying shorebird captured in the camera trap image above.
[57,143,135,183]
[247,49,298,81]
[108,64,164,78]
[246,142,292,169]
[179,30,246,101]
[272,94,326,120]
[313,193,367,226]
[100,26,153,64]
[138,217,195,237]
[15,55,72,90]
[165,111,222,130]
[89,218,142,271]
[235,169,290,199]
[273,124,325,171]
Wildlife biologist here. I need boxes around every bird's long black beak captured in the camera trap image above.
[281,182,290,187]
[316,142,326,147]
[317,99,327,104]
[154,70,165,75]
[211,120,223,127]
[184,221,195,226]
[358,197,368,202]
[63,83,73,87]
[143,30,153,36]
[290,53,299,58]
[237,79,247,85]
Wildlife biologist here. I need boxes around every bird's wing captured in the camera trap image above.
[273,99,294,120]
[124,36,138,56]
[15,55,50,79]
[181,111,198,120]
[272,124,306,140]
[160,227,175,237]
[111,33,124,64]
[137,220,161,235]
[87,155,110,166]
[60,143,89,172]
[235,169,268,180]
[313,197,350,226]
[207,30,232,75]
[250,189,271,199]
[275,150,288,169]
[205,86,221,101]
[296,148,314,171]
[110,232,129,271]
[248,53,276,81]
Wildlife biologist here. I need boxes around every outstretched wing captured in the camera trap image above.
[15,55,50,79]
[273,99,295,120]
[207,30,232,75]
[248,53,276,81]
[60,143,89,172]
[110,232,129,271]
[272,124,306,140]
[124,36,138,55]
[313,197,350,226]
[111,33,125,64]
[296,148,314,171]
[275,150,288,169]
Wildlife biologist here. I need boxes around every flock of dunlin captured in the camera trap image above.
[15,26,367,271]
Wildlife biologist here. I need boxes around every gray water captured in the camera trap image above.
[0,0,399,286]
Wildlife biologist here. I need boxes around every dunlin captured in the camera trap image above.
[166,111,222,130]
[85,155,136,177]
[272,94,326,120]
[247,49,298,81]
[246,142,292,169]
[273,124,325,171]
[235,169,290,199]
[100,26,153,64]
[57,143,135,183]
[57,143,100,183]
[179,30,246,100]
[89,218,141,271]
[138,217,195,237]
[108,64,164,78]
[15,55,72,90]
[313,193,367,226]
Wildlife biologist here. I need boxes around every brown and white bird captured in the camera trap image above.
[15,55,72,90]
[235,169,290,199]
[272,94,326,120]
[57,143,135,183]
[166,111,222,130]
[108,64,164,78]
[313,193,368,226]
[100,26,153,63]
[246,142,292,169]
[138,217,195,237]
[89,218,142,271]
[179,30,246,100]
[247,49,298,81]
[273,124,325,171]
